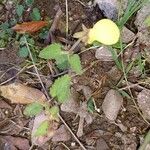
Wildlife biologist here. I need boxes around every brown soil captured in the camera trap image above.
[0,0,149,150]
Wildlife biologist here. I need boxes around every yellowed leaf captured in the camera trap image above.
[73,24,90,44]
[0,83,46,104]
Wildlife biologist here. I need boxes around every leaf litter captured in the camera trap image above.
[1,0,150,149]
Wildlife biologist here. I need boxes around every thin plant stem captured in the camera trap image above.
[24,36,87,150]
[119,39,150,125]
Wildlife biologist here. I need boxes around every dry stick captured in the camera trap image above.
[45,6,63,44]
[65,0,69,37]
[0,66,18,79]
[59,114,86,150]
[24,36,87,150]
[24,37,50,100]
[119,81,147,91]
[60,142,71,150]
[0,65,27,86]
[69,38,82,52]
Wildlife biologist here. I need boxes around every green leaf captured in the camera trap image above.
[18,46,29,58]
[56,54,69,70]
[26,0,34,6]
[108,47,122,70]
[87,97,95,113]
[49,106,59,120]
[34,120,49,136]
[24,102,43,117]
[16,5,24,17]
[30,8,41,21]
[144,15,150,27]
[39,43,62,60]
[69,54,82,74]
[119,90,131,99]
[39,29,49,39]
[0,22,9,30]
[50,75,71,103]
[0,39,7,48]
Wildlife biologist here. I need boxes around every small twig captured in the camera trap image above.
[24,36,50,100]
[29,144,34,150]
[9,119,30,131]
[77,117,84,137]
[75,0,87,7]
[52,70,68,78]
[69,38,82,53]
[65,0,69,37]
[60,142,71,150]
[0,65,27,86]
[119,81,147,91]
[59,114,87,150]
[45,6,63,44]
[78,45,100,55]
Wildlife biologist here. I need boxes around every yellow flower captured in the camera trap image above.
[88,19,120,45]
[73,19,120,46]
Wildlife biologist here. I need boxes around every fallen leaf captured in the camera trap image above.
[0,117,28,135]
[31,112,59,146]
[0,98,12,109]
[96,138,110,150]
[12,21,48,33]
[0,82,46,104]
[0,136,30,150]
[52,125,71,142]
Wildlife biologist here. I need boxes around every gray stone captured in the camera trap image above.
[137,89,150,120]
[94,0,118,20]
[95,46,113,61]
[102,89,123,121]
[96,138,110,150]
[122,27,135,43]
[135,3,150,47]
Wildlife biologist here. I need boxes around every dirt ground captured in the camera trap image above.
[0,0,150,150]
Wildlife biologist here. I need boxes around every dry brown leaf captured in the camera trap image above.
[0,83,46,104]
[0,136,30,150]
[52,125,71,142]
[12,21,48,34]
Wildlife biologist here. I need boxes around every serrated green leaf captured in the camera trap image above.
[87,97,95,113]
[50,75,71,103]
[56,54,69,70]
[34,120,49,136]
[144,15,150,27]
[49,106,59,120]
[30,8,41,21]
[16,5,24,17]
[24,102,43,117]
[39,43,62,59]
[69,54,82,74]
[19,46,29,58]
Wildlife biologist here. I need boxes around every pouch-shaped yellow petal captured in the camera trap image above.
[88,19,120,45]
